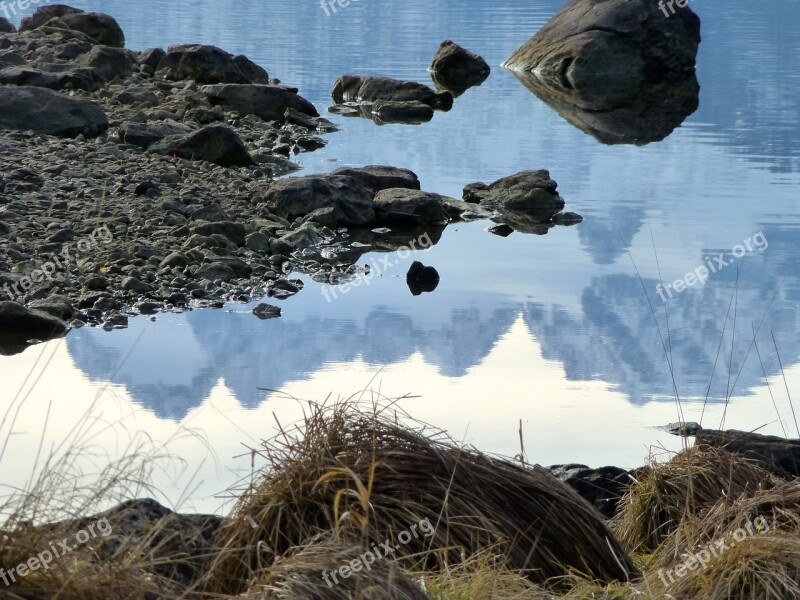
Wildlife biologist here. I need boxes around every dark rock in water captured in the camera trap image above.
[148,124,255,167]
[0,17,16,33]
[0,301,68,356]
[157,44,269,84]
[464,170,566,232]
[75,45,136,81]
[502,0,700,90]
[253,303,282,320]
[0,85,108,137]
[330,165,420,196]
[429,40,490,96]
[510,70,699,145]
[549,464,634,519]
[407,261,440,296]
[694,428,800,480]
[203,83,318,122]
[552,211,584,225]
[257,174,375,227]
[29,296,76,321]
[372,100,434,125]
[373,188,449,226]
[118,121,191,150]
[488,223,515,237]
[332,75,454,111]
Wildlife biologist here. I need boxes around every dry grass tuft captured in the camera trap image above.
[203,402,636,595]
[613,446,777,554]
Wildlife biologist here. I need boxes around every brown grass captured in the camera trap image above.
[201,401,637,595]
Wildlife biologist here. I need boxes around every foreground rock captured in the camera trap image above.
[429,40,490,95]
[464,170,575,233]
[0,301,68,355]
[0,85,108,137]
[332,75,454,111]
[503,0,700,92]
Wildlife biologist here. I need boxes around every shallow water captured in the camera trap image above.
[1,0,799,513]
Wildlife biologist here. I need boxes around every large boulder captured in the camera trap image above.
[0,85,108,137]
[202,84,318,122]
[0,17,15,33]
[694,428,800,480]
[373,188,449,226]
[75,45,136,82]
[157,44,269,84]
[0,66,101,91]
[257,175,375,227]
[20,6,125,47]
[332,75,453,111]
[502,0,700,96]
[0,301,68,356]
[329,165,420,196]
[147,124,254,167]
[429,40,490,95]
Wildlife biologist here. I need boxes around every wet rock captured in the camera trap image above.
[258,174,375,227]
[332,75,454,111]
[372,100,434,125]
[406,261,440,296]
[157,44,270,84]
[269,278,302,299]
[118,121,192,150]
[429,40,490,95]
[549,464,633,519]
[203,83,318,122]
[373,188,449,226]
[464,170,566,231]
[0,85,108,137]
[330,165,420,196]
[252,302,281,320]
[0,301,68,356]
[148,124,255,167]
[278,222,330,250]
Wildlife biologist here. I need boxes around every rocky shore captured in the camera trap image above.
[0,5,580,354]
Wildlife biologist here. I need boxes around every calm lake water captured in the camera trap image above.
[2,0,799,514]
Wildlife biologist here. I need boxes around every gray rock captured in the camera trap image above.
[332,75,454,111]
[245,231,272,253]
[122,276,153,294]
[75,45,136,81]
[138,48,166,70]
[118,121,191,150]
[278,222,329,250]
[0,301,68,356]
[195,262,236,282]
[502,0,700,96]
[373,188,449,226]
[258,174,375,227]
[252,303,281,319]
[330,165,420,196]
[0,66,101,92]
[429,40,490,94]
[148,125,254,167]
[29,296,76,320]
[58,11,126,48]
[19,5,83,31]
[157,44,269,84]
[191,221,246,246]
[0,85,108,138]
[202,83,318,122]
[116,87,159,106]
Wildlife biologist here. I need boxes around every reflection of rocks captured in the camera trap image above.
[464,170,569,233]
[510,71,700,145]
[502,0,701,145]
[252,303,282,320]
[406,261,440,296]
[428,40,490,97]
[372,100,434,125]
[0,301,68,356]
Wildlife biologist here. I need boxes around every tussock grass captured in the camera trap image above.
[613,446,777,554]
[202,401,637,595]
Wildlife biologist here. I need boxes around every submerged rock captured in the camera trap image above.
[429,40,490,95]
[332,75,454,111]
